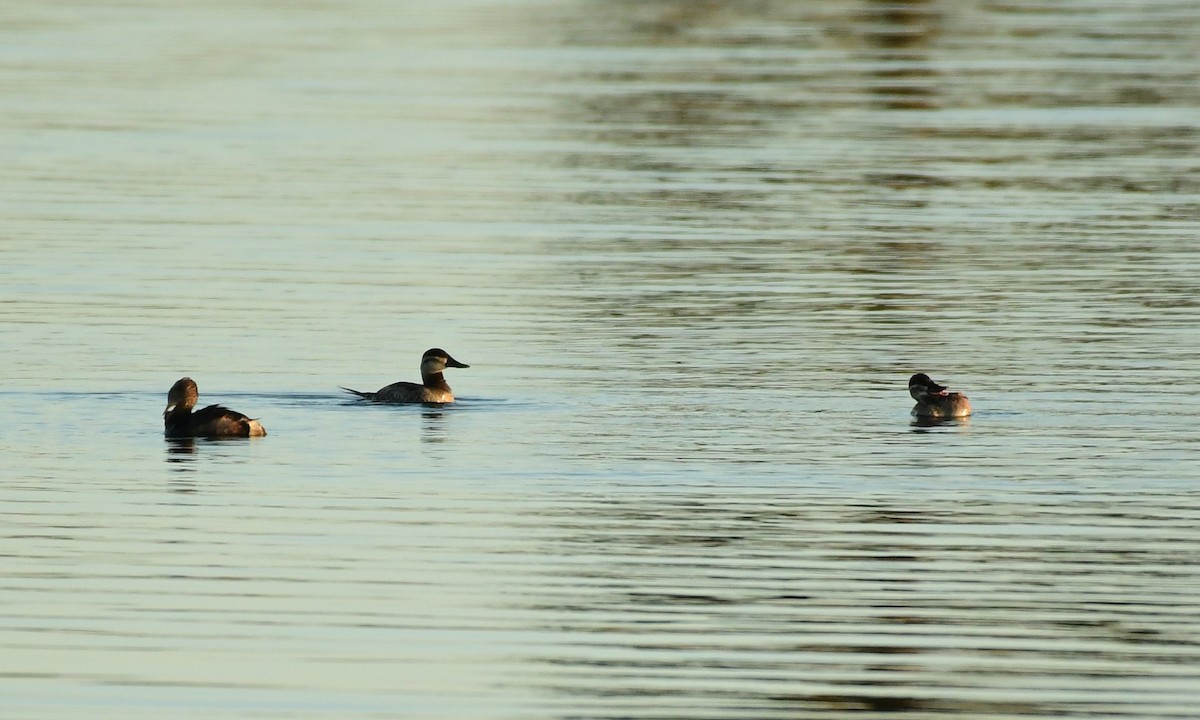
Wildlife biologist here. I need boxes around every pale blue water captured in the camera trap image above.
[2,1,1200,718]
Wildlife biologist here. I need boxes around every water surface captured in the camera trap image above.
[2,1,1199,718]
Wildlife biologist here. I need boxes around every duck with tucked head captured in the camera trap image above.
[909,373,971,419]
[342,348,469,404]
[164,377,267,438]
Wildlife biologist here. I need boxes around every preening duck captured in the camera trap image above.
[908,373,972,419]
[163,377,267,438]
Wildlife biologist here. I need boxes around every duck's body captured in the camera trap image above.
[164,377,266,438]
[343,348,469,404]
[346,380,455,404]
[908,373,971,419]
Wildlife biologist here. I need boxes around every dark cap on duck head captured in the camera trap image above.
[908,373,947,393]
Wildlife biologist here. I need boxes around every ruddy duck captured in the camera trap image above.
[909,373,972,419]
[342,348,469,404]
[164,377,267,438]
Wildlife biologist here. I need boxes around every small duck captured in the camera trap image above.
[909,373,972,419]
[163,377,267,438]
[342,348,469,404]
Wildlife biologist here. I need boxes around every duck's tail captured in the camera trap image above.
[340,386,375,401]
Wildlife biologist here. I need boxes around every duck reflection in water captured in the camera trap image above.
[421,408,450,444]
[165,437,198,472]
[908,373,971,421]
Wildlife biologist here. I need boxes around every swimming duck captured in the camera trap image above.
[342,348,469,404]
[909,373,972,419]
[163,377,267,438]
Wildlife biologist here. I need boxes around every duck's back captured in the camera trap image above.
[185,404,267,437]
[912,393,971,419]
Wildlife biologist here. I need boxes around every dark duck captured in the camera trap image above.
[163,377,267,438]
[342,348,469,404]
[908,373,972,419]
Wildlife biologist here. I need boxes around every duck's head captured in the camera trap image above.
[908,373,948,402]
[165,377,199,415]
[421,348,469,374]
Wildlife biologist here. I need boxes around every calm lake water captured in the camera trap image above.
[3,1,1200,718]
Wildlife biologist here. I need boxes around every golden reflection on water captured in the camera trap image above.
[513,492,1200,718]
